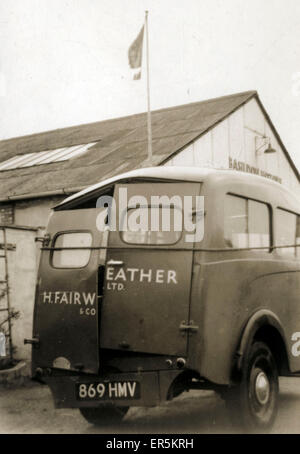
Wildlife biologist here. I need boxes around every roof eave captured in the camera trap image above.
[158,91,257,166]
[254,94,300,183]
[0,186,86,203]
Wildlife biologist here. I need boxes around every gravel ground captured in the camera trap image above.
[0,377,300,434]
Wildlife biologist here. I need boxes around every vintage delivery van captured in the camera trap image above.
[25,167,300,431]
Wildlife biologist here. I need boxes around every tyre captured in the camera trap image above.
[224,341,279,433]
[79,405,129,426]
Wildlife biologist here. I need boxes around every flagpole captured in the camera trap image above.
[145,10,152,165]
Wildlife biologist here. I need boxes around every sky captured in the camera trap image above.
[0,0,300,171]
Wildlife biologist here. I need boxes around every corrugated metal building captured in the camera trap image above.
[0,90,299,364]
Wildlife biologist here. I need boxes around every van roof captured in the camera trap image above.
[55,166,299,210]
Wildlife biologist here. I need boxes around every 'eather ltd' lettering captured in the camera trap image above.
[106,267,178,284]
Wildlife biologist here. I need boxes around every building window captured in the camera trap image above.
[224,194,270,249]
[276,209,298,257]
[0,204,14,225]
[0,142,96,171]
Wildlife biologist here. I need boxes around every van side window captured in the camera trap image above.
[276,209,297,257]
[224,195,270,249]
[52,232,92,268]
[224,195,248,248]
[248,200,270,248]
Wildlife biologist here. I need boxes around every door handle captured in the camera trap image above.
[106,259,124,266]
[179,321,199,333]
[24,337,40,346]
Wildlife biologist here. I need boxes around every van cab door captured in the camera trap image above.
[100,182,201,357]
[32,208,106,374]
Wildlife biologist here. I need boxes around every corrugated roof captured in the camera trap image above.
[0,90,297,201]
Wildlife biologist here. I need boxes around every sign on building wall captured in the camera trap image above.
[166,98,299,194]
[228,157,282,184]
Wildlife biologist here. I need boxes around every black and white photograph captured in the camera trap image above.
[0,0,300,438]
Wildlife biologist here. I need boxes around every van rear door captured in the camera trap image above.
[100,182,201,357]
[32,208,106,374]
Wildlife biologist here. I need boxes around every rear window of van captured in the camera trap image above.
[121,206,182,245]
[52,232,92,268]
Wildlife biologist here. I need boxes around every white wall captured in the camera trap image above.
[0,196,69,364]
[165,98,300,195]
[0,227,38,361]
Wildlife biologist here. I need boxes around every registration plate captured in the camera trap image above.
[76,381,140,400]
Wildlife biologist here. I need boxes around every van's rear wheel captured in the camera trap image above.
[225,341,278,432]
[79,405,129,426]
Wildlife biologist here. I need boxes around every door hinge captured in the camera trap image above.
[179,320,199,334]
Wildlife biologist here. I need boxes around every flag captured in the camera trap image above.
[128,25,144,80]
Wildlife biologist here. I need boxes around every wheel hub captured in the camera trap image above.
[254,371,270,405]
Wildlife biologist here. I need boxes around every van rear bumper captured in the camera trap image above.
[43,370,181,408]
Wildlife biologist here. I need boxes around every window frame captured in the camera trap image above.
[120,204,184,246]
[224,193,273,252]
[50,229,93,269]
[275,207,300,258]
